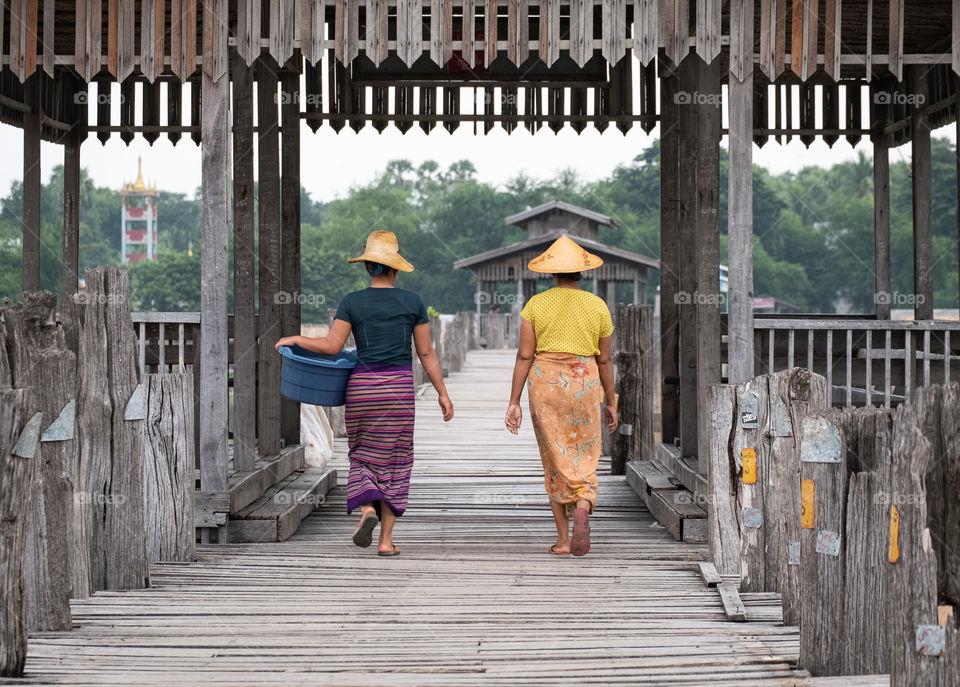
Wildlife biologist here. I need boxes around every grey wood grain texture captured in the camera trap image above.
[0,388,35,677]
[21,74,40,292]
[143,374,196,563]
[798,408,849,675]
[873,135,891,319]
[3,292,75,630]
[738,374,769,592]
[61,123,82,336]
[910,65,934,321]
[706,383,740,576]
[102,268,149,590]
[236,0,261,66]
[612,305,654,473]
[658,71,680,446]
[231,54,257,474]
[280,60,303,447]
[256,55,283,459]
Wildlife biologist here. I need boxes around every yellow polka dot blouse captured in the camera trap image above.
[519,287,615,356]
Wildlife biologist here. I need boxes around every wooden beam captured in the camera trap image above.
[911,66,933,320]
[727,0,754,383]
[257,55,283,457]
[694,56,722,476]
[659,65,680,445]
[873,137,891,320]
[199,57,231,496]
[280,56,302,447]
[231,53,257,474]
[61,122,82,311]
[677,57,698,461]
[21,74,41,292]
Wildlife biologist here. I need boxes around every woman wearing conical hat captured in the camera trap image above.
[504,235,618,556]
[276,231,454,556]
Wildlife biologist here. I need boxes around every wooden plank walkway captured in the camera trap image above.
[4,350,888,686]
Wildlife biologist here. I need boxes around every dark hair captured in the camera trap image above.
[554,272,583,282]
[365,261,395,277]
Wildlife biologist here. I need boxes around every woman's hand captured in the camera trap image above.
[438,393,454,422]
[505,402,523,434]
[604,403,619,433]
[275,335,300,350]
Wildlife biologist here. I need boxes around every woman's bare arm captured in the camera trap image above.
[595,335,618,432]
[413,322,454,421]
[274,319,352,355]
[505,319,536,433]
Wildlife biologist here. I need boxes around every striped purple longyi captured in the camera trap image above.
[344,364,416,516]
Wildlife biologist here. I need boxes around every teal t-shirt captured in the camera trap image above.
[334,287,429,367]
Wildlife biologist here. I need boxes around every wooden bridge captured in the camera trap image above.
[3,350,885,686]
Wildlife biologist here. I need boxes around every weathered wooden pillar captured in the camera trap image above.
[0,388,36,678]
[62,123,82,311]
[280,54,303,447]
[871,84,892,320]
[22,74,41,291]
[659,63,680,446]
[726,0,754,384]
[676,57,700,461]
[199,7,231,509]
[231,53,257,474]
[604,279,616,310]
[910,66,934,320]
[694,57,723,475]
[257,55,283,457]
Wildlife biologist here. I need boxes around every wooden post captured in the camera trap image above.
[695,56,722,475]
[677,57,699,461]
[231,53,257,474]
[873,134,891,320]
[911,65,933,320]
[280,54,302,447]
[62,123,82,313]
[659,65,680,446]
[727,0,754,384]
[200,57,231,502]
[3,293,75,629]
[0,388,36,678]
[143,374,196,562]
[257,55,283,457]
[21,73,41,292]
[605,279,616,310]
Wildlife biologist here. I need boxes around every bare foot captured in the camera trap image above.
[549,543,570,555]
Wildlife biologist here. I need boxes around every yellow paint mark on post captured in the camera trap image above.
[888,505,900,563]
[801,479,815,529]
[742,448,757,484]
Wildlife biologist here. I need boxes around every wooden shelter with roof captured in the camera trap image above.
[2,0,960,542]
[454,200,659,309]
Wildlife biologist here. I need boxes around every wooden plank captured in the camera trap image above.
[257,55,283,459]
[803,0,818,80]
[107,0,118,76]
[140,0,157,81]
[602,0,626,66]
[24,0,37,78]
[118,0,135,80]
[659,71,680,445]
[74,0,88,81]
[170,0,183,79]
[61,122,81,325]
[823,0,840,80]
[737,375,769,592]
[186,0,198,78]
[790,0,802,77]
[697,561,722,587]
[695,0,720,64]
[280,60,302,447]
[515,0,529,64]
[873,135,891,319]
[143,374,196,563]
[231,54,257,475]
[706,384,740,575]
[888,0,904,82]
[8,0,22,81]
[773,0,786,77]
[462,0,475,67]
[21,74,40,292]
[199,54,231,501]
[430,0,446,66]
[3,294,75,631]
[911,66,933,321]
[237,0,261,66]
[759,0,772,78]
[0,388,35,677]
[717,582,748,621]
[194,491,230,527]
[364,0,387,66]
[397,0,420,67]
[634,0,657,66]
[228,445,305,513]
[41,0,52,76]
[569,0,591,68]
[487,0,500,68]
[270,0,295,66]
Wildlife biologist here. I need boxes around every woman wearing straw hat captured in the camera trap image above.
[504,235,618,557]
[276,230,454,556]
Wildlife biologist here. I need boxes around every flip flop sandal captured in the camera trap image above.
[378,545,401,557]
[549,544,569,555]
[571,507,591,557]
[351,511,379,548]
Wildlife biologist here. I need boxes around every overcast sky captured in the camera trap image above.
[0,112,952,203]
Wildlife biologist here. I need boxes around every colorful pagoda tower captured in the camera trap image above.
[120,157,159,264]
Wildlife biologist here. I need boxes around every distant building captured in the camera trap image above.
[120,157,159,264]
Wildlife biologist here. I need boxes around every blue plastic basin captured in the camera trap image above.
[278,345,358,407]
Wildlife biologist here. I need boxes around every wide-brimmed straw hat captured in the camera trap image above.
[347,230,414,272]
[527,235,603,274]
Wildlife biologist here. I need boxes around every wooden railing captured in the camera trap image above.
[742,317,960,407]
[130,311,202,375]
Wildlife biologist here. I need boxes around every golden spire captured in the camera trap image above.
[133,156,146,191]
